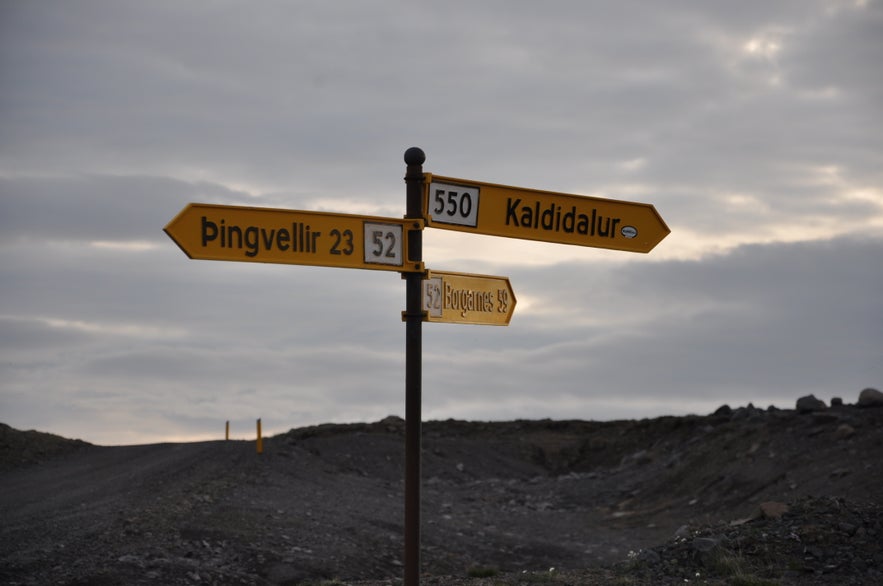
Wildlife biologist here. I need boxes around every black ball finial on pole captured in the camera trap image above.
[404,146,426,166]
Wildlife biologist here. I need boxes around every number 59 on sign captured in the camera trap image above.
[421,271,515,326]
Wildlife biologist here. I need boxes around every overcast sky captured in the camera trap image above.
[1,1,881,445]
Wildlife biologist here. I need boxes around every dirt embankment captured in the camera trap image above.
[1,396,881,585]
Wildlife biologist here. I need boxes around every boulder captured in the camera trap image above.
[834,424,855,440]
[796,394,827,413]
[712,404,732,417]
[759,501,789,519]
[857,388,883,408]
[691,536,721,553]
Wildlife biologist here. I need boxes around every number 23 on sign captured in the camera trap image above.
[164,203,423,272]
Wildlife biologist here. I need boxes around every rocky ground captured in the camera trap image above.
[1,389,881,585]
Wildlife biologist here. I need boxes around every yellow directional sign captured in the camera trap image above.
[421,270,516,325]
[164,203,423,272]
[423,174,669,253]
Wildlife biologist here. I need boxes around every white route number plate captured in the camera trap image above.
[427,181,480,227]
[363,221,404,266]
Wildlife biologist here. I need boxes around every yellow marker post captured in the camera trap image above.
[225,420,230,441]
[256,418,263,454]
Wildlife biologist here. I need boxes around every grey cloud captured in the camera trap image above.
[0,175,255,244]
[2,1,881,443]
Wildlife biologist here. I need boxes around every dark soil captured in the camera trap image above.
[1,400,881,585]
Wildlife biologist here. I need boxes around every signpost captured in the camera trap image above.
[424,174,669,253]
[164,149,669,586]
[164,203,423,272]
[422,271,515,326]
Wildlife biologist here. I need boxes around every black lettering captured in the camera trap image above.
[541,202,555,230]
[521,204,533,227]
[277,228,290,251]
[576,213,589,234]
[227,224,243,249]
[244,226,259,257]
[563,207,575,232]
[201,216,217,246]
[597,216,611,237]
[260,228,275,251]
[505,198,521,226]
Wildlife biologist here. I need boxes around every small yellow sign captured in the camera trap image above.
[164,203,423,272]
[421,270,516,326]
[423,174,669,253]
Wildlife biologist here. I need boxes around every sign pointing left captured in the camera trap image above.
[164,203,424,272]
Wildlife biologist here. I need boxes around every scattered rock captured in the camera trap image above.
[2,406,882,586]
[731,403,763,420]
[379,415,405,432]
[858,387,883,408]
[712,404,732,417]
[691,536,721,552]
[834,423,856,439]
[759,501,789,519]
[796,394,827,413]
[623,497,883,586]
[831,396,844,407]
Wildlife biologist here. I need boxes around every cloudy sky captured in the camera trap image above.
[1,1,881,445]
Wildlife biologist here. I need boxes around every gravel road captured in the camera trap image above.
[2,398,881,584]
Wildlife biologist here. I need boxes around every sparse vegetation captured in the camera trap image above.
[467,565,499,578]
[705,549,779,586]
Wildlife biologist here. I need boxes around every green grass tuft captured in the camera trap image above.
[467,565,499,578]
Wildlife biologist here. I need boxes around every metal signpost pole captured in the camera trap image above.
[403,147,426,586]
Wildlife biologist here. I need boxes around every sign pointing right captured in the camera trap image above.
[423,174,670,253]
[421,270,515,326]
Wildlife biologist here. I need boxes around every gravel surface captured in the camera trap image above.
[1,395,881,585]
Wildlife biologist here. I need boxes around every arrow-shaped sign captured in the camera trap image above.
[421,270,516,325]
[423,174,669,253]
[165,203,423,272]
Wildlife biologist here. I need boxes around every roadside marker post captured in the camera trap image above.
[164,148,669,586]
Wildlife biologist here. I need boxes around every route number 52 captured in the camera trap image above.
[363,222,403,266]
